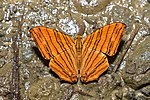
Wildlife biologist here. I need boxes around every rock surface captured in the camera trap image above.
[0,0,149,99]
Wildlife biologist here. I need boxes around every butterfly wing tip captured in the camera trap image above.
[122,23,127,27]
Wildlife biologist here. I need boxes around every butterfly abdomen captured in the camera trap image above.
[75,35,83,70]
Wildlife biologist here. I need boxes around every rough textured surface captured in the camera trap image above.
[0,0,150,100]
[123,37,150,89]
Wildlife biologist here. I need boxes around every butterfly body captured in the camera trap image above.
[30,22,126,83]
[75,34,83,71]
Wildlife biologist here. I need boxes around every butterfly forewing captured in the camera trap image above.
[30,27,76,59]
[30,26,78,83]
[83,23,126,56]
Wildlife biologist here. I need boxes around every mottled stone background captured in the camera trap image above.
[0,0,149,100]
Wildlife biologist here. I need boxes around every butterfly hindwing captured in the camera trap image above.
[80,49,109,82]
[50,49,78,83]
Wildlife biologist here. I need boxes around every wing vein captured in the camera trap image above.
[54,31,75,73]
[106,23,117,54]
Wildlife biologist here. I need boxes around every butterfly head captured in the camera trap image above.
[75,34,82,40]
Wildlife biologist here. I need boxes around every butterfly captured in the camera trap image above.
[29,22,126,83]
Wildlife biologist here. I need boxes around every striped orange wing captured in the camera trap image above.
[80,22,126,82]
[30,27,78,83]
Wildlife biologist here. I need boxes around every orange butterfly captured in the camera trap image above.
[30,22,126,83]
